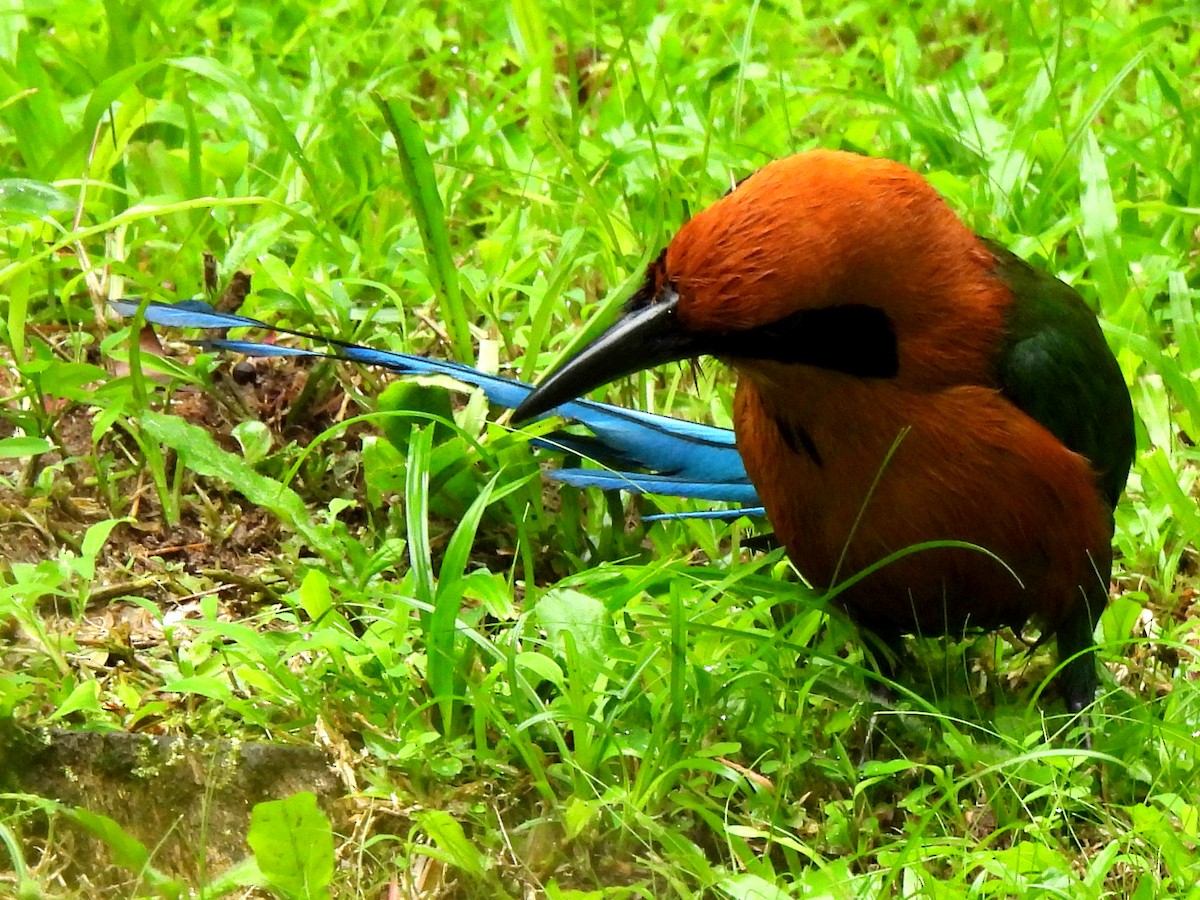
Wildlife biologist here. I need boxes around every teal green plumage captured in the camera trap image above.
[988,240,1135,511]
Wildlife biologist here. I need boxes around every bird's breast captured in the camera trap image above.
[733,371,1112,635]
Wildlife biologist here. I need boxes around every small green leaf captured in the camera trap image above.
[80,60,165,141]
[718,872,794,900]
[563,797,598,841]
[414,810,487,879]
[48,680,101,721]
[726,824,771,842]
[0,178,73,218]
[362,434,406,505]
[36,361,109,403]
[0,436,51,458]
[1103,594,1144,645]
[377,381,456,452]
[160,675,234,701]
[298,568,333,623]
[296,568,353,634]
[74,518,126,581]
[80,517,122,560]
[514,651,564,689]
[232,420,273,465]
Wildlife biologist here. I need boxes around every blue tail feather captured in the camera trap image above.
[111,298,763,519]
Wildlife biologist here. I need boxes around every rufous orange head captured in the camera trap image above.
[513,150,1012,421]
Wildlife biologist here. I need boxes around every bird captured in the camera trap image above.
[109,298,764,521]
[512,149,1136,714]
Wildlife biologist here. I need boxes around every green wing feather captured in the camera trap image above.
[985,239,1135,510]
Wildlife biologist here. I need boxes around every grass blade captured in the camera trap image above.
[372,93,473,361]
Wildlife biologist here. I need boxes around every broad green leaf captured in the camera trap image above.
[248,792,334,900]
[534,587,612,684]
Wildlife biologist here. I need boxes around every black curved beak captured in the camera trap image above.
[512,290,705,422]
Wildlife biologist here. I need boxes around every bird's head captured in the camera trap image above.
[513,150,1007,422]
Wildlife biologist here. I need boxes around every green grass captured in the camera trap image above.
[2,0,1199,896]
